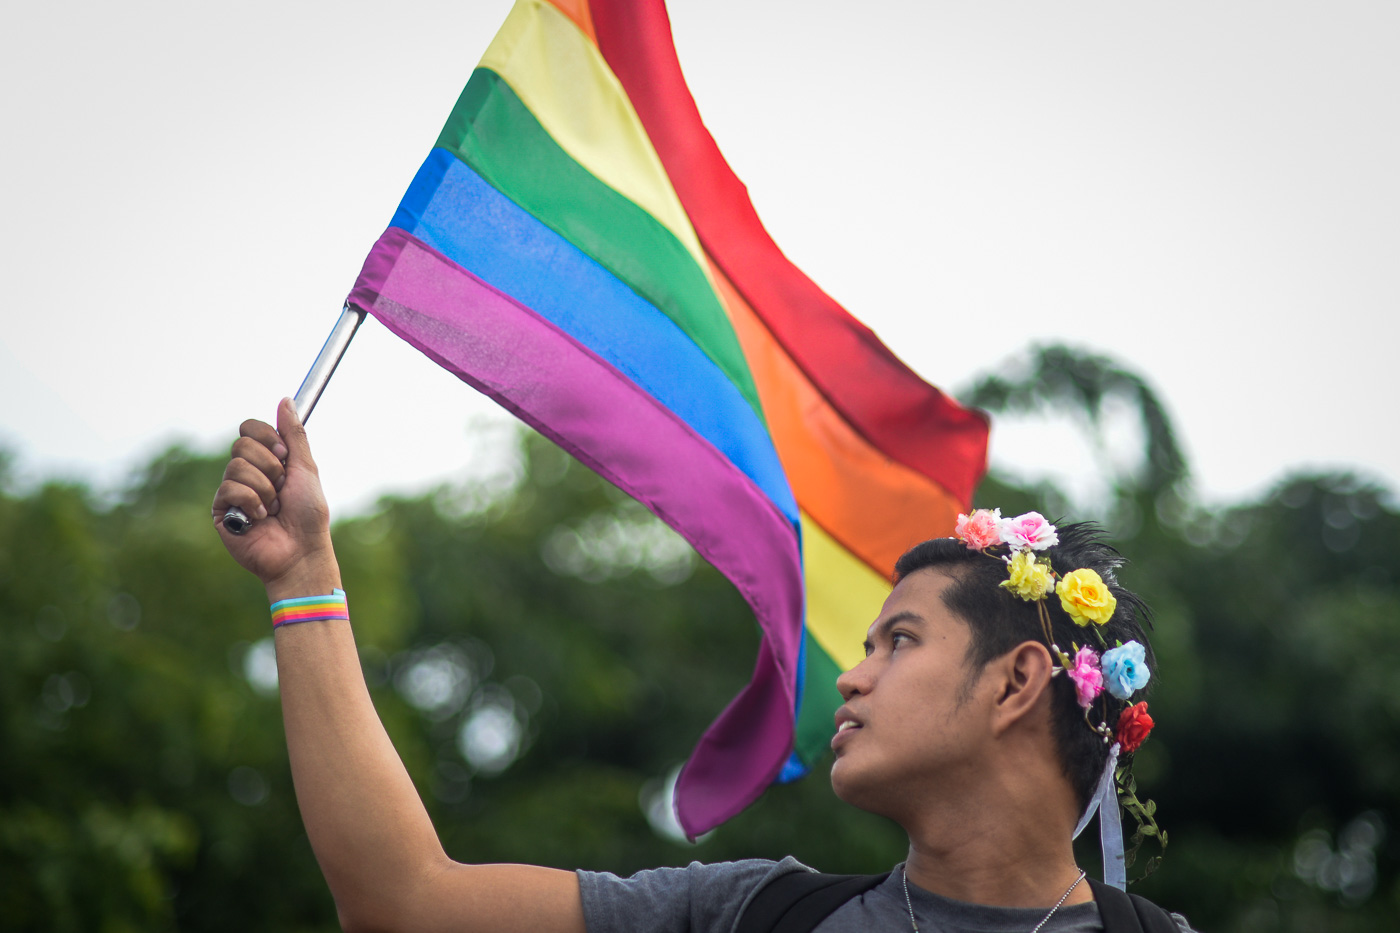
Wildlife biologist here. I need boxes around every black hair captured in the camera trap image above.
[892,522,1154,812]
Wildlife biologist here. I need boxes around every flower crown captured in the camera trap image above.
[955,508,1166,880]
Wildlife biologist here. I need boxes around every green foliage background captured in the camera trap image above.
[2,349,1396,931]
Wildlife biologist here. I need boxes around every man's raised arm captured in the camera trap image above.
[211,398,586,933]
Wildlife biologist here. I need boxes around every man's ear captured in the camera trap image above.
[989,641,1055,736]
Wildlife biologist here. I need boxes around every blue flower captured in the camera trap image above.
[1101,641,1150,700]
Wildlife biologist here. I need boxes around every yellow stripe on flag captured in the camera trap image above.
[480,0,712,282]
[802,512,892,671]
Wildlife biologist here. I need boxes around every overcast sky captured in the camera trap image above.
[3,1,1396,516]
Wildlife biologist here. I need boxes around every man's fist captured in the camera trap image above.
[211,398,340,602]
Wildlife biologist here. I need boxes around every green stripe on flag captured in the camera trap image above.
[793,631,843,768]
[437,69,766,426]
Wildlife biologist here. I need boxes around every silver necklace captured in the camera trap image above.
[900,865,1087,933]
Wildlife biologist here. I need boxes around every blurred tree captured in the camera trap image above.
[0,348,1396,930]
[0,451,334,931]
[963,344,1188,498]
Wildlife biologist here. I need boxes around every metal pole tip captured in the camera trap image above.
[222,507,252,535]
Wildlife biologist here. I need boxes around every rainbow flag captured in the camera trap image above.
[348,0,988,837]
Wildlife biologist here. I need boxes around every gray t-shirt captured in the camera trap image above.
[578,858,1195,933]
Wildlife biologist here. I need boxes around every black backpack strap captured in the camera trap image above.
[1087,879,1181,933]
[736,870,890,933]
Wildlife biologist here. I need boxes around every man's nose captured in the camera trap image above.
[836,657,873,701]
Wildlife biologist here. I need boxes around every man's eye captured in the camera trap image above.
[891,632,912,649]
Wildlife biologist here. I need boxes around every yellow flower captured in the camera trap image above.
[1000,550,1054,601]
[1057,568,1117,626]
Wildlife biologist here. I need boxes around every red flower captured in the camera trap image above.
[1116,702,1154,753]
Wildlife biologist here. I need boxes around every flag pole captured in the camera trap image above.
[222,303,367,535]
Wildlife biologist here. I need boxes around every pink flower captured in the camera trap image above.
[1000,512,1059,551]
[1066,646,1104,709]
[955,509,1003,550]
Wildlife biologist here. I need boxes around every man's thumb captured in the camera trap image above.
[276,397,315,469]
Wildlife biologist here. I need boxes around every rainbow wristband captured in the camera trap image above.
[271,588,349,628]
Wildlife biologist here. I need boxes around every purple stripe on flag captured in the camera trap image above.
[348,227,804,836]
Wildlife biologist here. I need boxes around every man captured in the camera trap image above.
[213,399,1191,932]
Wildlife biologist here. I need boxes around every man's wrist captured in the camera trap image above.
[265,553,343,604]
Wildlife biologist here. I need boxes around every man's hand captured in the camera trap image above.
[211,398,341,601]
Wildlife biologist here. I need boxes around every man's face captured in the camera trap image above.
[829,568,991,814]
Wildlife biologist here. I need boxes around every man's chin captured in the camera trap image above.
[828,757,871,809]
[830,757,915,820]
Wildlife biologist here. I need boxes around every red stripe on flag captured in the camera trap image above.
[589,0,988,507]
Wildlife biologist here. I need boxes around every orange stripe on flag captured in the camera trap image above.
[709,256,961,578]
[543,0,597,42]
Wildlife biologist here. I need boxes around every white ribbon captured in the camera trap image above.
[1073,742,1126,889]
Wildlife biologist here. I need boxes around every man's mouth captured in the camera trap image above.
[836,720,860,734]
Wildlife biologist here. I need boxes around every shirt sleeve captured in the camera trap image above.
[577,856,812,933]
